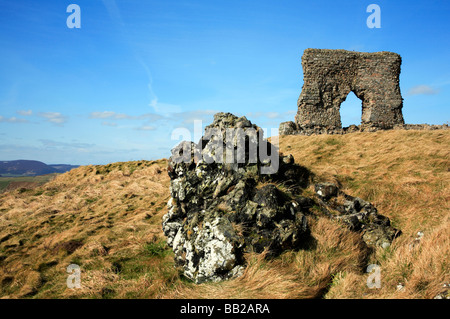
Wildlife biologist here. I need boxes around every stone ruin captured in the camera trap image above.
[162,113,400,283]
[280,48,405,135]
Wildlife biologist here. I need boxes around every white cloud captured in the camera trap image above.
[0,116,28,123]
[135,125,156,131]
[38,112,67,125]
[90,111,128,119]
[408,85,440,96]
[89,111,163,121]
[101,121,118,127]
[17,110,32,116]
[39,139,95,149]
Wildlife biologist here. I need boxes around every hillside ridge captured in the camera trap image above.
[0,130,448,299]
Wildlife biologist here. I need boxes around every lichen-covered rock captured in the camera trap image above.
[162,112,401,283]
[314,182,401,248]
[163,112,311,283]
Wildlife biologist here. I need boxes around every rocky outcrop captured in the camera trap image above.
[163,113,400,283]
[314,183,400,248]
[163,113,311,283]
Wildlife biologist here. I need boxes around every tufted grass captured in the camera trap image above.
[277,129,450,298]
[0,129,448,299]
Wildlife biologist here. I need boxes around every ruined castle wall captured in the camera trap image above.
[295,49,404,130]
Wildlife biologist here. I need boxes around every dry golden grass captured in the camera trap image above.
[0,159,174,299]
[0,130,448,299]
[279,130,450,299]
[325,217,450,299]
[279,130,449,231]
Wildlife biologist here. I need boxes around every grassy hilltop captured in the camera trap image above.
[0,130,448,299]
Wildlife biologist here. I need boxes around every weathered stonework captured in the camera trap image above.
[279,122,449,136]
[284,48,406,135]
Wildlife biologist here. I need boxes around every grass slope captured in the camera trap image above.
[0,130,448,299]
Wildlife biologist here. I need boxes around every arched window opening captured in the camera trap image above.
[340,91,362,127]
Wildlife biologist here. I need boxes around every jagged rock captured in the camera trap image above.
[314,183,400,248]
[315,182,338,200]
[163,112,310,283]
[162,112,401,283]
[279,121,298,135]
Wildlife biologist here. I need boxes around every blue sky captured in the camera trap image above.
[0,0,449,165]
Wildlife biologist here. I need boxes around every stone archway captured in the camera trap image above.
[339,91,362,127]
[294,49,404,132]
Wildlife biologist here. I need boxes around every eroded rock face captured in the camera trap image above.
[163,113,311,283]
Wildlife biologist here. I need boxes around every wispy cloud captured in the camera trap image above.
[17,110,32,116]
[246,111,282,119]
[0,116,28,123]
[38,112,67,125]
[39,139,95,149]
[176,110,218,125]
[101,121,118,127]
[89,111,163,121]
[408,85,440,96]
[135,57,183,116]
[102,0,124,27]
[90,111,131,119]
[101,1,182,118]
[135,125,156,131]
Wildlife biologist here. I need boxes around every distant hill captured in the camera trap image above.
[0,160,79,176]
